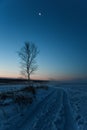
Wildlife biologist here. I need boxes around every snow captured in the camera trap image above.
[0,82,87,130]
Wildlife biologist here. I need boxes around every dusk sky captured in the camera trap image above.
[0,0,87,80]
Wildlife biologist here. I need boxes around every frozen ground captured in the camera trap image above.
[0,82,87,130]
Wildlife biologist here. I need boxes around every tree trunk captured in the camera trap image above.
[28,73,30,81]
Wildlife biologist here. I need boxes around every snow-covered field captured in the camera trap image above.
[0,82,87,130]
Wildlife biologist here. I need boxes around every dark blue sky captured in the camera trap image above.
[0,0,87,80]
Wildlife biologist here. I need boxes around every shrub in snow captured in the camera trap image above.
[21,86,36,95]
[14,95,33,105]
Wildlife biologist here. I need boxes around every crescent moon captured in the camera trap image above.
[39,12,42,16]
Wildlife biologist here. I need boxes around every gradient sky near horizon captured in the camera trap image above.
[0,0,87,80]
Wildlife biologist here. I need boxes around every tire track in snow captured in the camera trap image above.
[31,89,63,130]
[63,91,77,130]
[54,90,77,130]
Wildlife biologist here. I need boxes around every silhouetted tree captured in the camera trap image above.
[18,42,39,80]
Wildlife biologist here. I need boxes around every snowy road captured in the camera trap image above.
[4,88,78,130]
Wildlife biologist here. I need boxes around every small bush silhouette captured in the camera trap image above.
[21,86,36,95]
[14,95,33,105]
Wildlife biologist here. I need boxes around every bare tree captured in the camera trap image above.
[18,42,39,80]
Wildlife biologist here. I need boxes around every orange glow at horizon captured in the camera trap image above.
[0,71,86,81]
[0,73,81,81]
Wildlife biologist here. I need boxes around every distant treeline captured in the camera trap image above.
[0,78,48,84]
